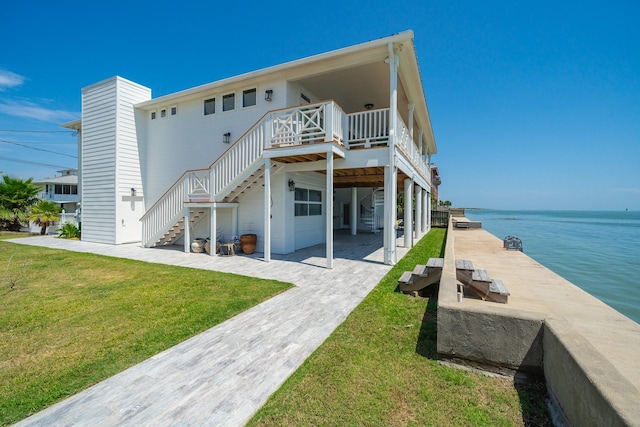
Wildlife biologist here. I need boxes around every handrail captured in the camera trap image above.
[141,100,346,247]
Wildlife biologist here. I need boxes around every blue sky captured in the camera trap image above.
[1,0,638,210]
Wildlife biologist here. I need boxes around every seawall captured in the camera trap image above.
[437,219,640,426]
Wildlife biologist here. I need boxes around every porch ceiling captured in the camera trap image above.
[292,62,410,116]
[318,167,408,190]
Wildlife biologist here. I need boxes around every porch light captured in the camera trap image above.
[223,132,231,144]
[288,179,295,191]
[131,188,136,197]
[265,89,273,102]
[364,103,374,110]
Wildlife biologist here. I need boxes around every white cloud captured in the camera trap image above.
[0,69,25,91]
[0,99,78,123]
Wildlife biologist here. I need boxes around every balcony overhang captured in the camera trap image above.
[263,142,346,163]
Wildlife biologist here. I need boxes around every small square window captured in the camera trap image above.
[223,93,235,112]
[204,98,215,115]
[160,109,167,118]
[170,106,177,116]
[243,88,257,108]
[151,111,156,120]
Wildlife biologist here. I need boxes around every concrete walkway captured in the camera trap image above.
[9,232,410,426]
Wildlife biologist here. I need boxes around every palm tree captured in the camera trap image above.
[0,175,41,231]
[28,201,62,235]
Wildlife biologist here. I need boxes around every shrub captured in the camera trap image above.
[58,223,81,239]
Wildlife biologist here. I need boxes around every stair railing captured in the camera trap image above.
[142,100,346,247]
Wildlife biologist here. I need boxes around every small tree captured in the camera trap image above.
[0,175,41,231]
[28,201,61,235]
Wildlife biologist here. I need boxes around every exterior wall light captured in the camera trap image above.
[265,89,273,102]
[364,103,374,110]
[131,188,136,196]
[223,132,231,144]
[288,179,295,191]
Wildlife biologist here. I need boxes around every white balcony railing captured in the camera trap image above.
[269,101,345,147]
[347,108,390,149]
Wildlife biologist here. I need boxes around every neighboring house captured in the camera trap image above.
[33,169,80,212]
[61,30,439,266]
[28,169,80,234]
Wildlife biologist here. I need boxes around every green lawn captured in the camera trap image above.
[0,238,292,426]
[249,228,551,426]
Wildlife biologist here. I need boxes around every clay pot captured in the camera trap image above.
[240,234,257,254]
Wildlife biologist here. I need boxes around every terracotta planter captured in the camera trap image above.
[240,234,257,254]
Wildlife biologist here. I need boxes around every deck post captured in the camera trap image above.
[384,42,399,265]
[425,190,431,232]
[351,187,357,235]
[326,154,334,269]
[210,206,217,256]
[183,209,190,253]
[264,158,271,262]
[415,185,422,240]
[404,178,413,248]
[324,101,333,143]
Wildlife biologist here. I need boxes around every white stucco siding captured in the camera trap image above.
[81,78,118,244]
[141,79,287,207]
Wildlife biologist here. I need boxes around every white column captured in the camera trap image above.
[209,206,217,256]
[183,209,190,253]
[385,43,399,265]
[350,187,357,236]
[404,178,413,248]
[326,154,334,269]
[231,205,238,237]
[415,185,422,240]
[418,128,424,158]
[425,191,431,232]
[264,158,271,262]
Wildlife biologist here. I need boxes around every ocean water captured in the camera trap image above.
[464,210,640,324]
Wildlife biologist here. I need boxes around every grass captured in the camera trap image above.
[0,237,292,426]
[249,228,551,426]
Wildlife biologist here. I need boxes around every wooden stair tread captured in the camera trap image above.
[489,279,510,295]
[398,271,413,284]
[472,269,492,283]
[412,265,428,276]
[427,257,444,268]
[455,259,474,270]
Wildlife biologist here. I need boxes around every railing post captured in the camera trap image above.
[264,113,272,149]
[342,110,349,148]
[324,102,333,143]
[209,167,215,201]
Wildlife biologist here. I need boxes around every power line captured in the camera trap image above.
[0,156,72,169]
[0,129,73,133]
[0,139,77,158]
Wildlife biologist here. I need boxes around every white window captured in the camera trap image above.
[223,93,235,112]
[170,106,177,116]
[160,109,167,118]
[294,188,322,216]
[243,88,257,108]
[204,98,215,115]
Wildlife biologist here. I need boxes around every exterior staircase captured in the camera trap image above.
[141,101,341,248]
[155,209,206,247]
[360,188,384,232]
[455,259,510,304]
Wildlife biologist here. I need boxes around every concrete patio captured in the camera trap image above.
[9,231,410,426]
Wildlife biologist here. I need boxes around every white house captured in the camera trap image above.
[62,30,438,267]
[33,168,79,212]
